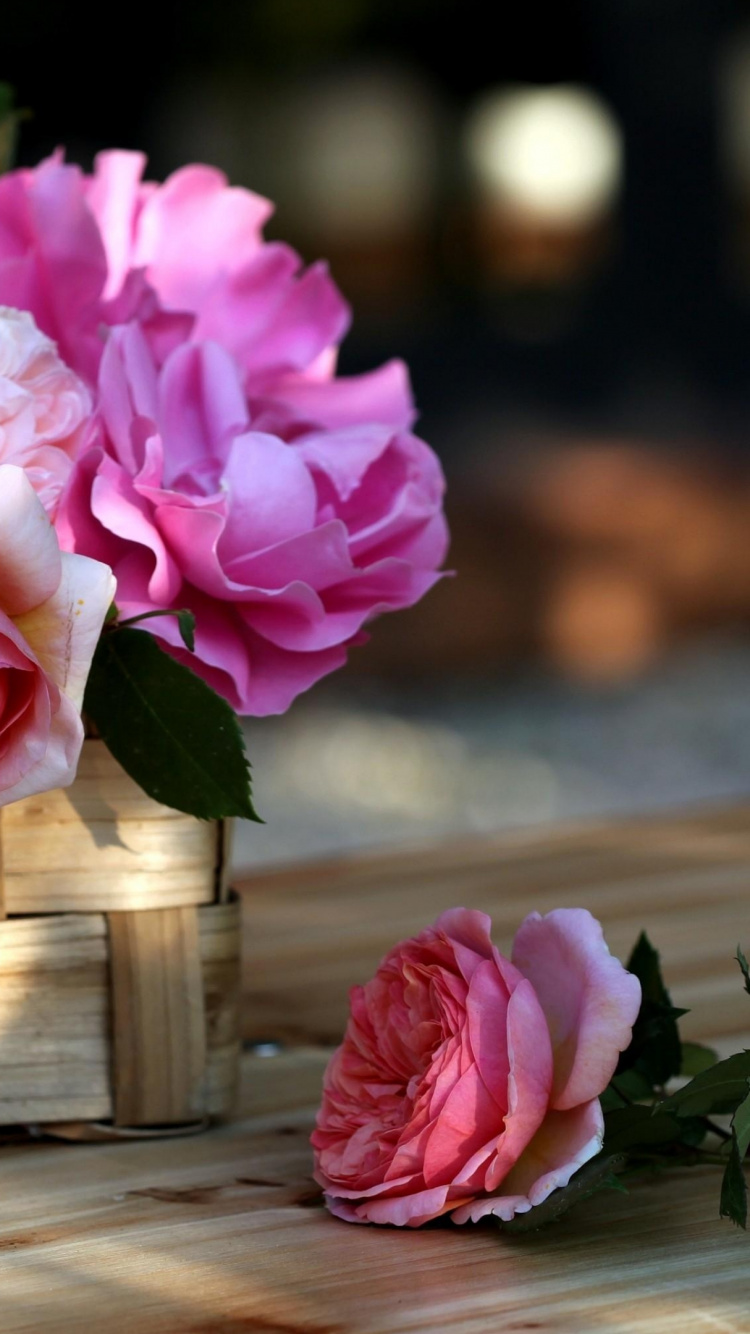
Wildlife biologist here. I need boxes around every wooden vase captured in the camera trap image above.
[0,739,241,1137]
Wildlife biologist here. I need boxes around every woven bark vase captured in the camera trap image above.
[0,738,240,1138]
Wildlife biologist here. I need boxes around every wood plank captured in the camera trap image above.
[0,1045,745,1332]
[108,908,208,1126]
[1,740,220,912]
[0,808,747,1330]
[237,801,750,1045]
[0,905,240,1124]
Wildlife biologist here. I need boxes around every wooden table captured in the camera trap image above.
[3,804,750,1332]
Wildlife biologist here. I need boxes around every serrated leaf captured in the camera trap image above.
[720,1132,747,1229]
[496,1154,627,1234]
[732,1083,750,1159]
[84,627,261,821]
[658,1051,750,1119]
[617,932,685,1086]
[680,1042,719,1077]
[737,946,750,999]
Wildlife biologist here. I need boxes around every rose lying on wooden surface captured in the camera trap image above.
[0,464,114,804]
[312,908,641,1226]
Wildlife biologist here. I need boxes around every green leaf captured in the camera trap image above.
[658,1051,750,1119]
[600,1068,656,1112]
[496,1154,628,1234]
[736,946,750,999]
[732,1084,750,1159]
[603,1105,705,1155]
[84,627,261,821]
[680,1042,719,1077]
[720,1132,747,1229]
[176,610,196,652]
[104,601,119,625]
[617,932,685,1087]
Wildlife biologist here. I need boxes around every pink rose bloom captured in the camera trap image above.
[57,323,446,715]
[312,908,641,1227]
[0,151,413,440]
[0,465,115,804]
[0,306,91,514]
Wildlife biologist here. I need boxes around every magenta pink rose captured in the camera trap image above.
[56,323,447,715]
[0,465,115,804]
[0,151,414,439]
[312,908,641,1227]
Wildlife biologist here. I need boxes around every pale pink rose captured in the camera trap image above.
[311,908,641,1227]
[0,465,115,804]
[0,151,414,441]
[56,324,447,715]
[0,307,92,514]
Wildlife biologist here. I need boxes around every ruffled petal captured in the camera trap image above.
[512,908,641,1111]
[14,552,115,707]
[451,1099,604,1224]
[0,464,61,615]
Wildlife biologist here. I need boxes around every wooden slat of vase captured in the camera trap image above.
[0,1050,745,1333]
[237,801,750,1045]
[1,738,219,913]
[0,904,240,1125]
[108,908,208,1126]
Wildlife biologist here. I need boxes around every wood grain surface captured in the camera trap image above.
[0,804,749,1331]
[0,740,223,913]
[0,903,240,1125]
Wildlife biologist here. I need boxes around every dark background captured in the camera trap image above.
[9,0,750,448]
[10,1,750,860]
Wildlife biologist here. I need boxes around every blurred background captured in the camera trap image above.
[9,0,750,863]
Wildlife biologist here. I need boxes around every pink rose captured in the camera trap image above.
[0,465,115,804]
[57,324,447,715]
[0,151,413,440]
[312,908,641,1227]
[0,306,91,514]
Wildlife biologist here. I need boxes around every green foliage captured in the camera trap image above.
[736,946,750,999]
[617,932,687,1087]
[84,627,260,821]
[732,1085,750,1159]
[680,1042,718,1077]
[603,1106,706,1156]
[658,1052,750,1119]
[176,609,196,652]
[720,1133,747,1229]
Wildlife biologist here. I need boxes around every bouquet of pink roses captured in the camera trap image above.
[0,127,447,815]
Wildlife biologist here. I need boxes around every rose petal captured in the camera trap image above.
[0,465,61,615]
[451,1099,604,1224]
[511,908,642,1111]
[14,552,116,708]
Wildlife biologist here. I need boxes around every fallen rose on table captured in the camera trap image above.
[312,909,750,1232]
